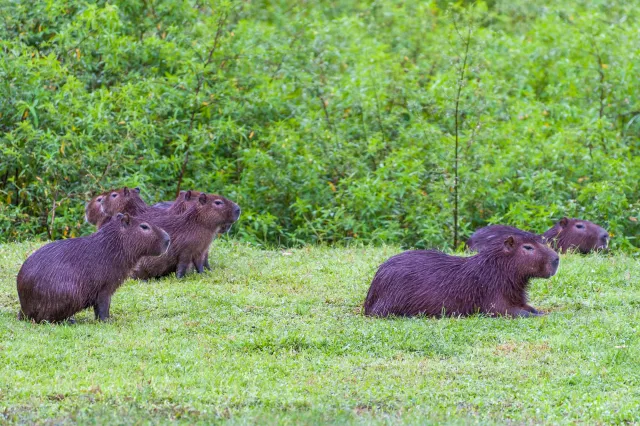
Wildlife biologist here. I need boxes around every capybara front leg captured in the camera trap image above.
[203,253,211,271]
[523,304,544,316]
[193,258,205,274]
[94,293,112,321]
[176,258,191,279]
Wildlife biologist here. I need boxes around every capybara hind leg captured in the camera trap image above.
[203,253,211,271]
[94,293,112,321]
[193,260,204,274]
[176,259,191,279]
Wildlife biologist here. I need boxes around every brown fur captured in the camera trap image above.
[85,191,110,225]
[131,192,240,279]
[364,231,559,318]
[99,187,155,221]
[542,217,609,254]
[17,214,170,323]
[466,225,533,252]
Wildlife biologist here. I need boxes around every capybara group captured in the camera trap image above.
[131,192,240,279]
[17,214,170,323]
[467,218,609,254]
[364,231,559,318]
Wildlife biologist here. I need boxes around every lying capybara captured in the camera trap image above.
[17,214,170,323]
[131,192,240,279]
[466,225,533,253]
[153,201,174,209]
[364,231,559,318]
[543,217,609,254]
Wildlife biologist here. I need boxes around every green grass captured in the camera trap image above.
[1,241,639,424]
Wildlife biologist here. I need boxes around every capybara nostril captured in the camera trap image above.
[233,204,241,220]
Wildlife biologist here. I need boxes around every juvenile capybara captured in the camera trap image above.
[100,187,153,220]
[131,192,240,279]
[466,225,532,253]
[17,214,170,323]
[85,190,110,225]
[364,231,559,318]
[543,217,609,254]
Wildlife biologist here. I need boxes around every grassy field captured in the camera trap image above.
[0,241,639,425]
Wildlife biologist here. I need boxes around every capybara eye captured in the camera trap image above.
[140,224,149,230]
[576,224,585,229]
[523,245,534,251]
[214,200,224,206]
[111,193,118,198]
[97,197,103,202]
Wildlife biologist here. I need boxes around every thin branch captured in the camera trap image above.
[452,15,472,250]
[176,11,228,197]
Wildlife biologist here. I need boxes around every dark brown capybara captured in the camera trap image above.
[17,214,170,323]
[85,190,110,225]
[131,192,240,279]
[364,231,559,318]
[152,201,174,209]
[99,187,155,221]
[466,225,533,253]
[542,217,609,254]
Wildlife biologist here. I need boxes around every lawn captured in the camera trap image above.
[0,241,639,424]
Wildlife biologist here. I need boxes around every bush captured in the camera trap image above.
[1,0,639,250]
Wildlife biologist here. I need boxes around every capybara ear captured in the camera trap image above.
[559,217,569,228]
[134,187,141,194]
[503,235,516,252]
[123,187,130,196]
[198,193,207,205]
[185,190,192,201]
[120,213,131,227]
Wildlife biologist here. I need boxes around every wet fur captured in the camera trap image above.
[17,214,170,323]
[364,232,559,318]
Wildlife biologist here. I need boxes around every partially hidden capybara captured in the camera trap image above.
[131,192,240,279]
[467,218,609,254]
[466,225,534,253]
[364,231,559,318]
[542,217,609,254]
[85,190,110,225]
[99,187,154,222]
[17,213,170,323]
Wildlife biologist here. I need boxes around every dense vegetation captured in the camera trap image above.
[1,242,639,423]
[1,0,639,249]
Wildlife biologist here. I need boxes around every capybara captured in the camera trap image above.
[17,214,170,323]
[543,217,609,254]
[131,192,240,279]
[100,187,153,220]
[85,190,110,225]
[364,231,559,318]
[153,201,174,209]
[466,225,532,253]
[468,218,609,254]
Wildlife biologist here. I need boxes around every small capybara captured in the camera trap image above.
[99,187,153,220]
[543,217,609,254]
[131,192,240,279]
[364,231,559,318]
[85,190,110,225]
[467,218,609,254]
[17,214,170,323]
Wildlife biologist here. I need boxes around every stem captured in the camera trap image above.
[175,11,228,197]
[452,16,472,250]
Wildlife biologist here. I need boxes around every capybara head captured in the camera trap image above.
[115,213,170,258]
[186,192,241,233]
[486,232,560,279]
[85,191,109,225]
[543,217,609,254]
[169,190,204,215]
[100,187,146,217]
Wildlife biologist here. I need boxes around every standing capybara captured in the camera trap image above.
[364,231,559,318]
[467,218,609,254]
[17,214,170,323]
[131,192,240,279]
[543,217,609,254]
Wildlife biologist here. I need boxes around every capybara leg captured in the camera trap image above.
[176,260,190,279]
[523,304,544,316]
[94,293,112,321]
[505,307,538,318]
[193,260,204,274]
[203,253,211,271]
[17,310,24,321]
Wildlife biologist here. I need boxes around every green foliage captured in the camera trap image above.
[1,242,640,423]
[1,0,639,249]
